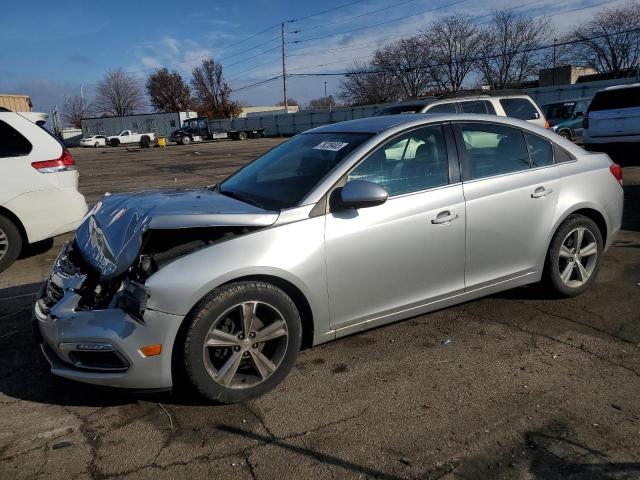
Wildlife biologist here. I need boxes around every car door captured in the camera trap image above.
[324,123,466,330]
[453,121,560,289]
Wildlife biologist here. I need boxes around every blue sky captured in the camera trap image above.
[0,0,610,118]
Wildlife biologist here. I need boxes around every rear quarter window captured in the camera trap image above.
[499,98,540,120]
[0,120,33,157]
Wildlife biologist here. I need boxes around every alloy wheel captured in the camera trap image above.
[558,227,598,288]
[0,227,8,261]
[202,301,289,389]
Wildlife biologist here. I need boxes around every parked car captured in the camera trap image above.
[542,98,590,129]
[374,92,547,128]
[552,116,585,143]
[80,135,106,148]
[107,130,156,147]
[0,109,87,272]
[34,113,623,403]
[583,83,640,150]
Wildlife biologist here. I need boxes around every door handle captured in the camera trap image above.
[431,211,458,224]
[531,186,553,198]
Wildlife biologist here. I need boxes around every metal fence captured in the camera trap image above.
[208,77,640,138]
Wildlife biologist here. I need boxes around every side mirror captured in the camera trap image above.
[339,180,389,209]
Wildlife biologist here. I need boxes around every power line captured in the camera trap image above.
[287,0,368,23]
[290,0,423,34]
[285,25,640,77]
[290,0,471,44]
[231,75,283,93]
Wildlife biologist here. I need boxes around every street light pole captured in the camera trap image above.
[324,81,327,110]
[552,38,557,86]
[281,23,288,111]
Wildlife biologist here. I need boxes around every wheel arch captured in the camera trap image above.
[0,205,28,245]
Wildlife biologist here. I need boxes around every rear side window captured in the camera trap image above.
[500,98,540,120]
[0,120,32,157]
[459,100,496,115]
[589,87,640,111]
[554,145,574,163]
[426,103,457,114]
[524,132,553,167]
[458,123,530,179]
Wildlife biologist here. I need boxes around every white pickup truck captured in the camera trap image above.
[107,130,156,147]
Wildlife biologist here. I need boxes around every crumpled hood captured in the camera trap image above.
[75,188,278,280]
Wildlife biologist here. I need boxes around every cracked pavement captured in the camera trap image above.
[1,140,639,479]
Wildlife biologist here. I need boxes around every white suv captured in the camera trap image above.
[0,109,87,272]
[374,92,547,128]
[583,83,640,149]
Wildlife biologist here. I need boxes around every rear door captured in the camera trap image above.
[587,87,640,138]
[324,123,466,329]
[454,121,560,289]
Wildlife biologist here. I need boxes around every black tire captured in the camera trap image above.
[110,139,119,147]
[182,281,302,403]
[94,142,99,148]
[0,215,22,273]
[140,136,150,148]
[238,131,248,141]
[543,214,603,298]
[558,130,571,141]
[181,136,191,145]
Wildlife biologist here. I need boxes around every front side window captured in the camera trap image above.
[220,132,372,210]
[347,125,449,196]
[458,123,530,179]
[0,120,32,157]
[500,98,540,120]
[426,103,457,114]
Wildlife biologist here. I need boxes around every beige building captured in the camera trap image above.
[0,94,32,112]
[538,66,597,87]
[239,105,299,118]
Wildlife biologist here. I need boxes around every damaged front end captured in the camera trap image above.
[34,188,278,384]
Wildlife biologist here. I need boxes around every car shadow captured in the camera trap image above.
[18,237,54,260]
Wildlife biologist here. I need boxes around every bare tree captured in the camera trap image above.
[63,95,93,128]
[567,2,640,77]
[338,61,401,106]
[191,58,241,118]
[146,68,193,112]
[275,98,299,106]
[478,10,551,88]
[423,14,480,92]
[372,36,434,98]
[306,95,339,110]
[95,68,143,116]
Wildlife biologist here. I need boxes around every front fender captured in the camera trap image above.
[144,216,329,335]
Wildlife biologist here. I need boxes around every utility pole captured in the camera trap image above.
[281,22,288,111]
[552,38,557,86]
[80,85,84,114]
[324,81,327,110]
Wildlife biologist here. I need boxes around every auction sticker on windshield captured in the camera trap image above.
[313,141,349,151]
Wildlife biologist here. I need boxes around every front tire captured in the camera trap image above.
[183,281,302,403]
[0,215,22,273]
[181,136,191,145]
[543,214,603,297]
[558,130,571,141]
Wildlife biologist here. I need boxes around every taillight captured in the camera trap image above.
[544,120,550,129]
[609,163,623,186]
[31,150,77,173]
[583,112,589,129]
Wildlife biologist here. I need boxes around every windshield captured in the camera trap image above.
[219,132,373,210]
[544,102,575,120]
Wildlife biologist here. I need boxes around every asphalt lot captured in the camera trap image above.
[1,139,639,480]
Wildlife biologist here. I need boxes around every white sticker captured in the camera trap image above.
[313,141,349,152]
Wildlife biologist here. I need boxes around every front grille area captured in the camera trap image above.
[68,351,129,371]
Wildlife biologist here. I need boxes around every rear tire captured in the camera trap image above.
[183,281,302,403]
[543,214,603,297]
[110,139,119,147]
[94,142,99,148]
[181,136,191,145]
[0,215,22,273]
[238,131,248,141]
[140,136,150,148]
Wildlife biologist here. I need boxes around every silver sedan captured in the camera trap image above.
[34,114,624,403]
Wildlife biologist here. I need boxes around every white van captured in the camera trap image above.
[0,109,87,272]
[583,83,640,148]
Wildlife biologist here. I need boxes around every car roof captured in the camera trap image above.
[602,82,640,91]
[306,112,539,134]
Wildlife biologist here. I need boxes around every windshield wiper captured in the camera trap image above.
[219,189,265,209]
